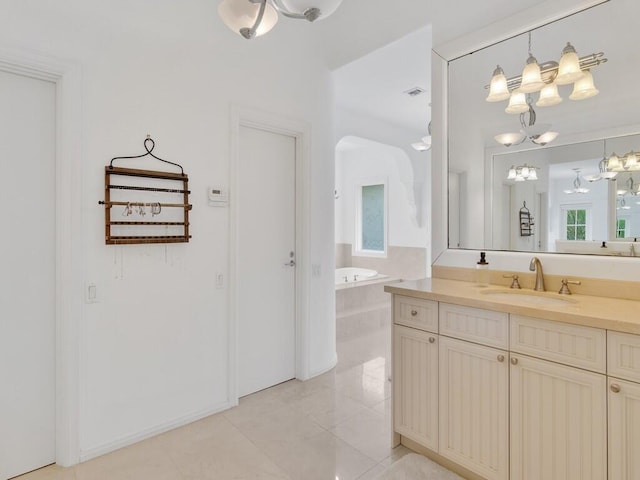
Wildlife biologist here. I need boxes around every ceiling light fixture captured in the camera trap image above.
[218,0,343,39]
[485,32,606,110]
[563,169,590,194]
[412,121,432,152]
[585,139,618,182]
[495,99,558,147]
[506,164,538,181]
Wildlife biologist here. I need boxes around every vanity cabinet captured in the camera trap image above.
[607,332,640,480]
[439,336,509,480]
[390,290,636,480]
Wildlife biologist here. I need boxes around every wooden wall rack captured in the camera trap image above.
[98,137,192,245]
[519,201,534,237]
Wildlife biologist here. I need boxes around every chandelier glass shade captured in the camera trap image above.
[556,42,584,85]
[495,100,558,147]
[519,54,546,93]
[569,70,599,100]
[486,66,510,102]
[485,35,606,111]
[536,82,562,107]
[218,0,343,39]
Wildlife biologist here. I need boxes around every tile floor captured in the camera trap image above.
[16,304,452,480]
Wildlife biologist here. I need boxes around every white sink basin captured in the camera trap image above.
[480,289,575,306]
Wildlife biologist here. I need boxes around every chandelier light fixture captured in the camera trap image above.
[587,140,640,181]
[494,98,558,147]
[506,164,538,182]
[485,32,606,111]
[563,169,590,194]
[616,175,640,198]
[218,0,343,39]
[412,121,432,152]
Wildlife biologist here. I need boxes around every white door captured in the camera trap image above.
[237,125,296,397]
[0,71,56,478]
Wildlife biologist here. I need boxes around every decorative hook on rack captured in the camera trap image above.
[109,135,184,175]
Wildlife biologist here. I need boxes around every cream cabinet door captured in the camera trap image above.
[393,325,438,450]
[510,354,606,480]
[609,378,640,480]
[439,336,509,480]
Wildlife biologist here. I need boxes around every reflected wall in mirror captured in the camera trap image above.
[448,0,640,255]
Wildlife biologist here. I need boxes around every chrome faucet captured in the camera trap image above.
[529,257,545,292]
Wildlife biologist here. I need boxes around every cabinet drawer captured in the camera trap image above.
[608,331,640,383]
[439,303,508,349]
[510,315,606,373]
[394,296,438,333]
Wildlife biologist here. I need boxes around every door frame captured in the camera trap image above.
[228,105,311,404]
[0,47,83,467]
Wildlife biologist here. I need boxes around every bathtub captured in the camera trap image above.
[335,267,379,285]
[335,267,392,324]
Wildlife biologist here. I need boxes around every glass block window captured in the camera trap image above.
[361,184,385,251]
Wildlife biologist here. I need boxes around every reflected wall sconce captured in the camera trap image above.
[507,164,538,181]
[485,32,606,111]
[563,169,590,194]
[218,0,343,39]
[495,100,558,147]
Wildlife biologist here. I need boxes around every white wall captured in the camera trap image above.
[335,136,427,249]
[334,110,431,259]
[0,0,336,461]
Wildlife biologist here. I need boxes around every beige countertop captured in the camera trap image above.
[384,278,640,335]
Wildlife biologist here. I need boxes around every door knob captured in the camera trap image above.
[284,260,296,267]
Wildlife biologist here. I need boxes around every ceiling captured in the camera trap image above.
[324,0,546,136]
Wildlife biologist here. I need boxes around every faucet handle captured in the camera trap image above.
[503,274,521,289]
[559,279,581,295]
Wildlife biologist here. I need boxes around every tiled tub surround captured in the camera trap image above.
[385,276,640,480]
[335,244,427,281]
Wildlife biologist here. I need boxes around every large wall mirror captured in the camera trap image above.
[448,0,640,256]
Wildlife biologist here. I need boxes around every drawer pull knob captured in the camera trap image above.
[510,357,518,365]
[611,384,621,393]
[497,355,505,363]
[410,310,418,316]
[429,337,436,344]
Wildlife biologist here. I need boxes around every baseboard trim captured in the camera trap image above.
[79,401,233,463]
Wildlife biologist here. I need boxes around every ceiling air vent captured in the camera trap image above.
[404,86,426,97]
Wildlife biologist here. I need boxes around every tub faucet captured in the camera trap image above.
[630,243,636,257]
[353,274,359,281]
[529,257,545,292]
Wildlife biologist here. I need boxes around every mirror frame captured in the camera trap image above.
[430,0,612,261]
